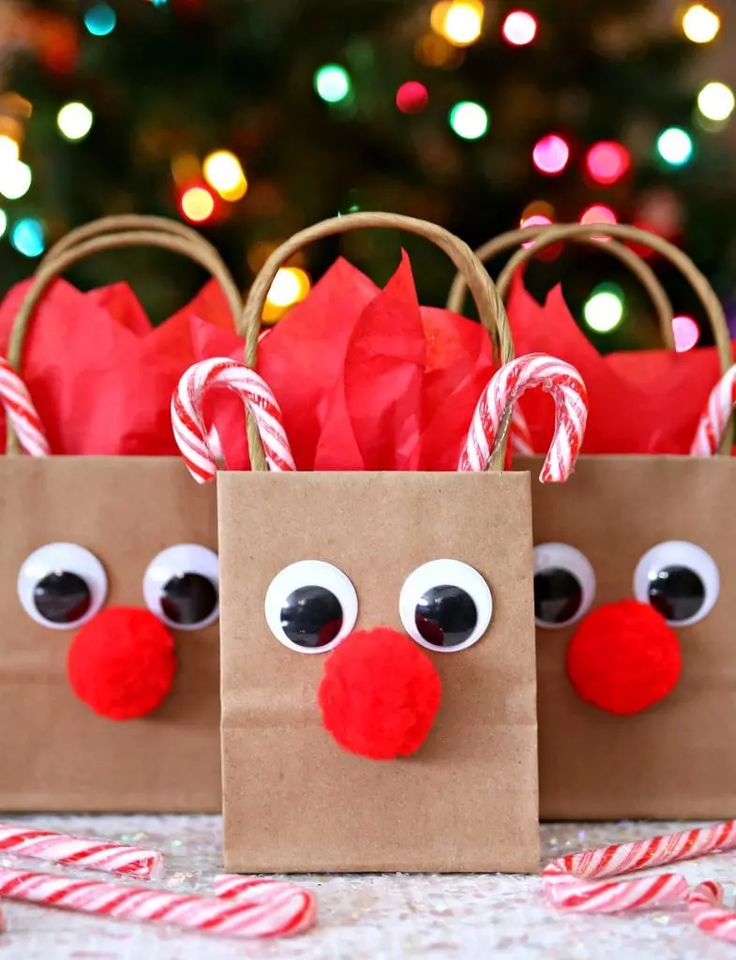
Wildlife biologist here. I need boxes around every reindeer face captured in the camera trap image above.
[0,456,221,811]
[525,455,735,819]
[218,470,539,872]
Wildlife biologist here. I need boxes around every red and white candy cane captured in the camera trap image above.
[0,865,315,939]
[172,357,295,482]
[458,353,587,481]
[214,874,316,933]
[509,404,535,456]
[543,819,736,914]
[0,357,49,456]
[689,881,736,944]
[690,363,736,455]
[0,822,161,880]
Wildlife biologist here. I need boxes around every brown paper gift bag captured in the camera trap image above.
[451,222,736,820]
[0,215,238,811]
[174,212,589,874]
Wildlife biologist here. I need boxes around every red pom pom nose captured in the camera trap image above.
[67,608,176,720]
[318,628,442,760]
[566,600,682,716]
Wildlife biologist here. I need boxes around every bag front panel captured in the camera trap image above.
[218,470,539,873]
[0,457,221,811]
[523,455,736,819]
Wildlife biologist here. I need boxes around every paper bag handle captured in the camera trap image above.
[5,219,244,454]
[240,211,514,471]
[446,226,673,344]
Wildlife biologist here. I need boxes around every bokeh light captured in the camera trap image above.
[672,314,700,352]
[681,4,721,43]
[585,141,631,185]
[396,81,429,114]
[266,267,311,309]
[0,135,20,165]
[0,209,6,239]
[580,203,618,226]
[0,160,32,200]
[656,127,694,166]
[502,10,538,46]
[314,64,352,103]
[583,283,625,333]
[449,100,489,139]
[180,185,215,223]
[532,134,570,175]
[431,1,484,47]
[83,3,117,36]
[10,218,45,257]
[520,211,554,248]
[203,149,247,201]
[57,102,94,141]
[697,81,735,122]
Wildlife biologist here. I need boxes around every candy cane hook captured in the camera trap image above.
[458,353,587,481]
[0,357,49,456]
[172,357,295,482]
[690,363,736,456]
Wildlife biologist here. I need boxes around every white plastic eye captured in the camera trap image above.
[18,543,108,630]
[143,544,219,631]
[265,560,358,654]
[533,543,596,629]
[633,540,719,627]
[399,559,492,653]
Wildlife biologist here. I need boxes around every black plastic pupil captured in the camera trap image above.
[34,571,91,624]
[534,568,582,625]
[648,565,705,622]
[161,573,218,625]
[281,586,342,648]
[415,584,477,648]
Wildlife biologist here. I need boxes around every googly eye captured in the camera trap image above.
[143,544,219,631]
[265,560,358,654]
[399,559,492,653]
[18,543,108,630]
[533,543,595,629]
[633,540,719,627]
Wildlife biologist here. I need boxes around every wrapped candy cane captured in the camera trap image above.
[0,822,162,879]
[172,357,295,482]
[688,881,736,944]
[0,357,49,456]
[690,363,736,455]
[0,865,315,939]
[543,819,736,914]
[458,353,587,481]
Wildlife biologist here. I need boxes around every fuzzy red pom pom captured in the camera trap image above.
[67,608,176,720]
[566,600,681,716]
[318,628,442,760]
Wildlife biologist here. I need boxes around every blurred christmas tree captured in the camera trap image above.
[0,0,734,350]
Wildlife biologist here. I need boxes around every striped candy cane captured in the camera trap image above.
[509,404,535,456]
[172,357,295,482]
[688,881,736,944]
[543,820,736,914]
[690,363,736,455]
[214,874,316,933]
[0,822,161,879]
[458,353,587,481]
[0,865,315,939]
[0,357,49,456]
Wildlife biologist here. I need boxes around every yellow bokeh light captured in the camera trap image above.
[180,186,215,223]
[171,152,200,185]
[697,80,735,121]
[57,102,94,141]
[203,149,247,201]
[266,267,311,309]
[681,4,720,43]
[0,159,32,200]
[0,135,20,167]
[431,0,484,47]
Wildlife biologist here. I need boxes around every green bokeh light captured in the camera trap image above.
[583,283,625,333]
[314,65,352,104]
[448,101,489,140]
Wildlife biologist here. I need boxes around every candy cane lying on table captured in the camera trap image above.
[214,874,316,932]
[172,357,295,482]
[0,822,162,880]
[458,353,587,481]
[690,363,736,455]
[689,881,736,944]
[0,865,316,939]
[543,820,736,914]
[0,357,49,456]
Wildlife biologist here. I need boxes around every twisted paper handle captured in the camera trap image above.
[0,357,49,456]
[172,357,295,482]
[690,363,736,456]
[458,353,587,481]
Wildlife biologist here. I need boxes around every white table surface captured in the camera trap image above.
[0,815,735,959]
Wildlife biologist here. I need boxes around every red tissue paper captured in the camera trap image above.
[507,273,729,455]
[0,277,238,455]
[195,253,497,471]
